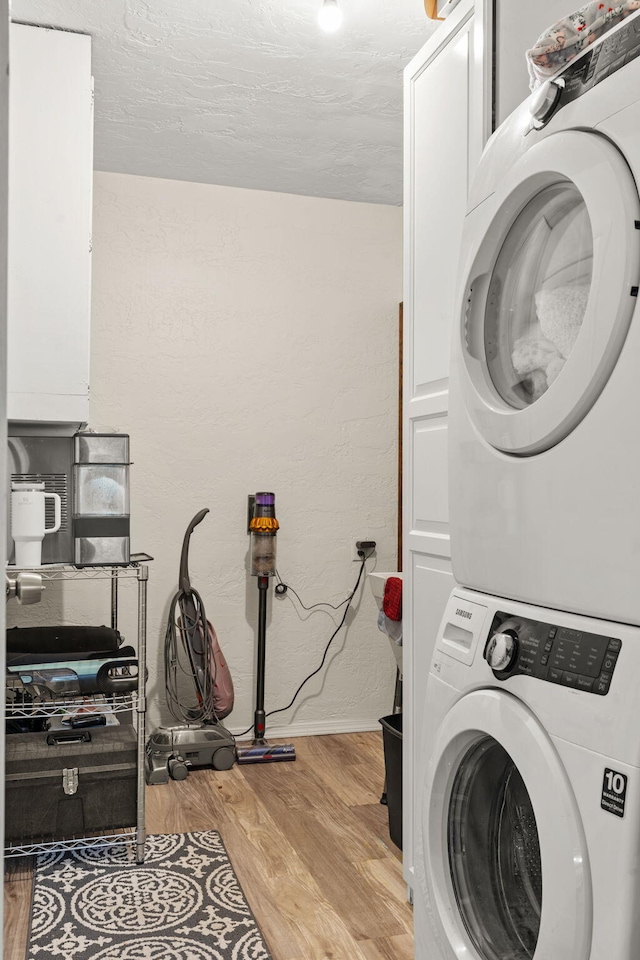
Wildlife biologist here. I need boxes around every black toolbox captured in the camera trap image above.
[5,724,137,843]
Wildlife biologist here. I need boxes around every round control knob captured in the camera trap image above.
[486,630,518,673]
[529,78,564,127]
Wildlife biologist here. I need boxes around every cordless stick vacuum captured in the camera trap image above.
[236,492,296,764]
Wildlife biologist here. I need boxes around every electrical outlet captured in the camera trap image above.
[353,540,376,561]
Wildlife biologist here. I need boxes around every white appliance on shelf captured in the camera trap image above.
[448,11,640,624]
[415,586,640,960]
[369,572,403,675]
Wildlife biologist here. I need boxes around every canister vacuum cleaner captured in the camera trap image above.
[146,509,237,784]
[236,492,296,764]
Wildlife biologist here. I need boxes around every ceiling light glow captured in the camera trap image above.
[318,0,343,33]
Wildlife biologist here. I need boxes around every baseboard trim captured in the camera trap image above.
[231,717,383,741]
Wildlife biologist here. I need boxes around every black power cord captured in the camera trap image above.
[267,556,368,719]
[274,570,351,611]
[236,551,373,737]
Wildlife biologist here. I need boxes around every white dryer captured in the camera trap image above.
[449,11,640,623]
[415,587,640,960]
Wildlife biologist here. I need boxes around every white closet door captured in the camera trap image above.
[402,0,491,894]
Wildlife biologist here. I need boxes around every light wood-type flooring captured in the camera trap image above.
[4,731,413,960]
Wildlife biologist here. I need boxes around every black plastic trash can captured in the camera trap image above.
[379,713,402,850]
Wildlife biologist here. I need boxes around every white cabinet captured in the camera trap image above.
[402,0,491,895]
[8,24,93,426]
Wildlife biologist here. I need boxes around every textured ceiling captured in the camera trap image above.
[11,0,436,204]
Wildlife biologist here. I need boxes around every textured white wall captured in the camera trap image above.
[10,172,402,737]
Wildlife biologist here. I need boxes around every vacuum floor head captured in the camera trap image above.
[146,722,237,784]
[236,741,296,764]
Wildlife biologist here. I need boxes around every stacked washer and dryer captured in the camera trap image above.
[415,12,640,960]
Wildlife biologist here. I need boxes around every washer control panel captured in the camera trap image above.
[532,13,640,126]
[484,612,621,696]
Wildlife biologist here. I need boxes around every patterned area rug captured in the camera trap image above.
[27,831,273,960]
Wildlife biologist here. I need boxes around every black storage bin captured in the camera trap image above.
[6,625,124,656]
[379,713,403,850]
[5,724,137,843]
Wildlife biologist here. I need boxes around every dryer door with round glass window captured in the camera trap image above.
[422,690,592,960]
[460,130,640,455]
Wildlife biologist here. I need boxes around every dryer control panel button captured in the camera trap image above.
[486,612,621,696]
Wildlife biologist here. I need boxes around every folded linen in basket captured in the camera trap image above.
[526,1,640,90]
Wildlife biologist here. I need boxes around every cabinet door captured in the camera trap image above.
[8,24,93,425]
[403,0,491,895]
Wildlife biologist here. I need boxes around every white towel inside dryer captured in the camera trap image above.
[535,283,590,359]
[509,197,592,398]
[534,200,592,360]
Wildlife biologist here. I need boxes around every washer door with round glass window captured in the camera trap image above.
[460,130,640,455]
[422,690,592,959]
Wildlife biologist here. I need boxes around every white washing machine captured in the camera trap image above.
[415,587,640,960]
[449,11,640,623]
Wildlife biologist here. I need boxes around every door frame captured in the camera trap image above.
[1,0,10,913]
